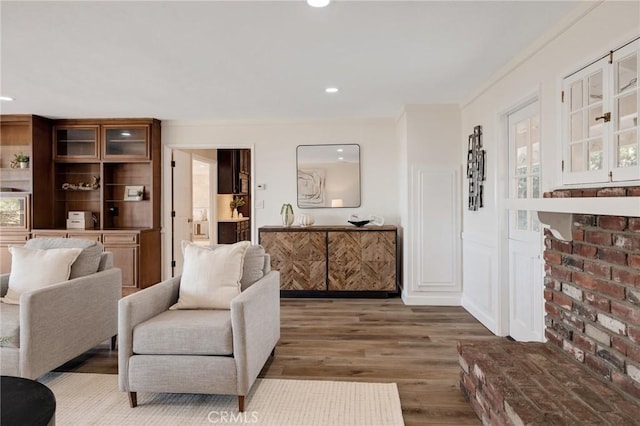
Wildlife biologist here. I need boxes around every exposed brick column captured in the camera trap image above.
[544,211,640,401]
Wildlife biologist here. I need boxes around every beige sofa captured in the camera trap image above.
[0,240,121,379]
[118,245,280,412]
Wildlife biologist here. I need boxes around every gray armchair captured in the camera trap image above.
[0,250,121,379]
[118,246,280,412]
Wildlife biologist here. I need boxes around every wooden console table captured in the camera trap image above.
[259,225,398,297]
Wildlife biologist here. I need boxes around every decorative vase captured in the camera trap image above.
[298,214,315,227]
[282,211,294,227]
[19,162,28,169]
[232,208,238,219]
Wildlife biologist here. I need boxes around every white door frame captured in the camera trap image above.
[162,143,255,280]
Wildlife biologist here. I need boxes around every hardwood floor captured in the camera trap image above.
[56,297,501,425]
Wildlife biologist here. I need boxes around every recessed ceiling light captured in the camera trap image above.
[337,148,344,152]
[307,0,330,7]
[325,87,339,93]
[338,157,344,160]
[0,96,15,101]
[121,131,131,137]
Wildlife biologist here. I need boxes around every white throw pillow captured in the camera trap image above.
[171,241,250,310]
[1,246,83,305]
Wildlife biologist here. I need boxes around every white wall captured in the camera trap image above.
[398,105,463,305]
[460,1,640,334]
[161,119,400,276]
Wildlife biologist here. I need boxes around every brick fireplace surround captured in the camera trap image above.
[459,186,640,424]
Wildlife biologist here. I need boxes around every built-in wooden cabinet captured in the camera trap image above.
[54,125,100,161]
[46,118,161,290]
[218,149,250,196]
[30,228,159,291]
[1,115,162,289]
[103,124,150,160]
[218,219,251,244]
[218,148,251,242]
[259,225,398,296]
[0,115,53,274]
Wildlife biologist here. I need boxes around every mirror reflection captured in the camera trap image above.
[297,144,360,208]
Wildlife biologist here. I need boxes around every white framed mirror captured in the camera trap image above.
[296,144,361,208]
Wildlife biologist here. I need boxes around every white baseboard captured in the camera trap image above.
[401,289,462,306]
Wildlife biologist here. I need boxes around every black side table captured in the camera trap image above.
[1,376,56,426]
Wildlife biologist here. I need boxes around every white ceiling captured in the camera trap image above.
[1,1,580,121]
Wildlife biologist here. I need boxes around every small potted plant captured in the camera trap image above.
[229,195,245,218]
[280,203,294,227]
[13,153,29,169]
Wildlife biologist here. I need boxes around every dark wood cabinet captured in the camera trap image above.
[217,149,250,195]
[1,115,54,230]
[259,225,398,297]
[218,219,250,244]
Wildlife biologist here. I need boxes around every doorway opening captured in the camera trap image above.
[163,145,254,279]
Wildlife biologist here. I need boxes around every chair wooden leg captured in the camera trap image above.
[110,335,117,350]
[238,395,245,412]
[271,347,276,357]
[128,392,137,408]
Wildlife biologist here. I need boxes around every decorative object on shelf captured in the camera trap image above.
[280,203,294,227]
[298,214,315,227]
[369,215,385,226]
[124,185,144,201]
[11,153,29,169]
[229,195,245,218]
[347,214,370,227]
[466,125,486,211]
[61,176,100,191]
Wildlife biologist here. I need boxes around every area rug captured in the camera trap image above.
[41,373,404,425]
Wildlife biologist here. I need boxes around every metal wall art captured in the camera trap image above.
[466,125,486,211]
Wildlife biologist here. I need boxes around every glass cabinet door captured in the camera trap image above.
[54,126,100,160]
[102,125,150,160]
[562,40,639,184]
[563,60,610,184]
[0,194,30,230]
[612,41,639,181]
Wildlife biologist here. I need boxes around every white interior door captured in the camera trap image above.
[507,101,544,342]
[172,149,193,277]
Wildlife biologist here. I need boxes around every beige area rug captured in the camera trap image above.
[41,373,404,426]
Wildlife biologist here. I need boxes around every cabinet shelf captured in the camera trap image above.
[57,140,95,143]
[105,199,149,203]
[107,139,146,143]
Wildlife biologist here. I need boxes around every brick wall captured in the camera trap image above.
[544,201,640,400]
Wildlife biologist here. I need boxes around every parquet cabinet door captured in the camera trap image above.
[328,231,396,291]
[261,231,326,290]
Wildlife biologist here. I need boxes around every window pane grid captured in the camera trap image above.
[613,51,639,169]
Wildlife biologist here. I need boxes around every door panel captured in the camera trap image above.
[507,100,544,342]
[509,239,543,341]
[172,150,192,277]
